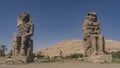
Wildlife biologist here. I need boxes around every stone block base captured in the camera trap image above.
[84,55,112,63]
[6,56,34,64]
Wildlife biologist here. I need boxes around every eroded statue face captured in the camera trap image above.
[86,12,97,22]
[18,12,30,23]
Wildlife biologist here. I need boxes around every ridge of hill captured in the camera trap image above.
[35,40,120,57]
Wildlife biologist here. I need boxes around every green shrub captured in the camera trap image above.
[34,54,44,59]
[112,51,120,63]
[70,53,83,58]
[112,51,120,59]
[64,53,84,59]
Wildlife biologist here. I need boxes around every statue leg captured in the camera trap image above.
[87,38,92,56]
[12,35,21,56]
[27,39,33,57]
[83,37,92,57]
[83,39,88,57]
[98,34,105,54]
[20,36,28,56]
[91,35,97,55]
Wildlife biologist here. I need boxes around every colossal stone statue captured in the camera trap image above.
[82,12,105,57]
[12,12,34,63]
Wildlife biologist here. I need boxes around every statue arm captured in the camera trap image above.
[29,23,34,36]
[82,23,89,37]
[95,22,101,34]
[25,23,34,36]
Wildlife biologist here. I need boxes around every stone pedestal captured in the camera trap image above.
[6,56,34,64]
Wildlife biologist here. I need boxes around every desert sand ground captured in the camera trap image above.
[0,62,120,68]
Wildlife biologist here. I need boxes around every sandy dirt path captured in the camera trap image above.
[0,63,120,68]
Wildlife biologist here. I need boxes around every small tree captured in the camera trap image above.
[0,45,7,57]
[7,49,12,57]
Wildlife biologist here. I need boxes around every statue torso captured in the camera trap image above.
[18,23,31,36]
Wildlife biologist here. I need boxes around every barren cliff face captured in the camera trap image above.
[35,40,120,57]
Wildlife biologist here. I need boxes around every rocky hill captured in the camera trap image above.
[35,40,120,57]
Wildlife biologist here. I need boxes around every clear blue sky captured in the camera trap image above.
[0,0,120,51]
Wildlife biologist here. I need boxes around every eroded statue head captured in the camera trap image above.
[86,12,97,22]
[17,12,32,27]
[18,12,30,22]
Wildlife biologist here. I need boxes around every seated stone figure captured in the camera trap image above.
[82,12,105,57]
[12,12,34,58]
